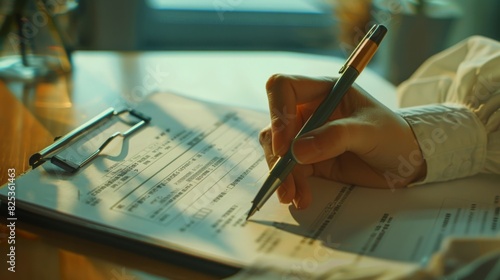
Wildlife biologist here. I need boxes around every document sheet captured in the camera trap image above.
[1,93,498,270]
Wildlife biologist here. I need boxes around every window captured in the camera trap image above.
[139,0,338,51]
[81,0,338,52]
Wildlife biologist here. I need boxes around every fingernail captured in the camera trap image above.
[292,136,319,164]
[293,197,302,209]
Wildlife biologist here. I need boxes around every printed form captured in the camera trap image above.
[2,93,498,270]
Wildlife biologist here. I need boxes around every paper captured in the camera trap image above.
[224,255,422,280]
[1,92,499,273]
[293,176,499,264]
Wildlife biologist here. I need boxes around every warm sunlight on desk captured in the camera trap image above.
[0,50,395,280]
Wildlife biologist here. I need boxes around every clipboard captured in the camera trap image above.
[0,93,262,277]
[29,108,151,173]
[2,92,499,279]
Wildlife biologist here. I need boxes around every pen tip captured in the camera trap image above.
[246,206,257,220]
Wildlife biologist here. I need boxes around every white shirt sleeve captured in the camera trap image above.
[395,36,500,185]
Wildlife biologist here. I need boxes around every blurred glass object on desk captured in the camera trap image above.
[0,0,77,82]
[372,0,461,85]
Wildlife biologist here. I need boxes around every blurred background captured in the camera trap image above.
[3,0,500,85]
[78,0,500,84]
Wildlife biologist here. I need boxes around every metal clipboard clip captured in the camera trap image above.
[29,108,151,173]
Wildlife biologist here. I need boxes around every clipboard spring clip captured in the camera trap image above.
[29,108,151,173]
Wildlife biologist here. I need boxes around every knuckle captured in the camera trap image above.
[266,73,289,94]
[259,127,272,146]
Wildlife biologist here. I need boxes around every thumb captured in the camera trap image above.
[291,118,373,164]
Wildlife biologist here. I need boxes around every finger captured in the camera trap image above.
[292,117,376,165]
[259,125,295,204]
[265,74,335,156]
[276,174,295,204]
[291,167,313,210]
[259,125,278,168]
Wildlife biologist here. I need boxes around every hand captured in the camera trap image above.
[259,74,427,210]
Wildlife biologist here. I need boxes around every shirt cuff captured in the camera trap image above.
[396,104,487,186]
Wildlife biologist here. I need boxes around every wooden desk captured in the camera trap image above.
[0,51,396,280]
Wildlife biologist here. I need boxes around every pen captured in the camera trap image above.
[246,24,387,220]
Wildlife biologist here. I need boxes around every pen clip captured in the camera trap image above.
[339,24,378,74]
